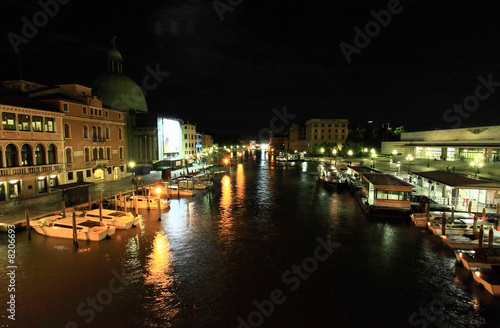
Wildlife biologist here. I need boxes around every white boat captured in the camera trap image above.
[428,219,494,237]
[442,233,500,249]
[471,267,500,296]
[30,215,116,241]
[162,184,195,197]
[410,212,436,228]
[81,209,140,229]
[128,195,170,209]
[454,248,500,270]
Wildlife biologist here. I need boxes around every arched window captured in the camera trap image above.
[92,126,97,139]
[47,144,57,164]
[105,127,110,140]
[5,144,18,167]
[93,147,98,160]
[119,128,122,140]
[99,147,104,159]
[21,144,33,166]
[0,146,3,168]
[64,123,71,138]
[35,144,46,165]
[106,147,111,160]
[84,148,90,162]
[65,148,72,164]
[97,126,102,140]
[83,125,89,139]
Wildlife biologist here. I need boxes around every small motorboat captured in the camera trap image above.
[428,219,494,237]
[81,209,140,229]
[163,184,196,197]
[410,212,436,228]
[454,248,500,270]
[30,215,116,241]
[127,195,170,210]
[471,266,500,296]
[318,165,346,188]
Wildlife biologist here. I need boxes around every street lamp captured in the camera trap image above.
[470,155,484,178]
[129,162,135,190]
[348,150,353,166]
[155,186,162,221]
[406,154,414,173]
[332,149,337,166]
[371,151,376,169]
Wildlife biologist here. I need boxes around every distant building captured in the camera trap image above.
[288,123,307,153]
[181,122,197,157]
[269,135,286,151]
[381,125,500,161]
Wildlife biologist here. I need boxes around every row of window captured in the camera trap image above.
[313,123,346,128]
[66,147,124,163]
[0,144,57,168]
[64,103,122,120]
[314,129,346,134]
[314,135,345,140]
[2,113,55,132]
[184,142,196,148]
[65,124,123,140]
[184,134,196,140]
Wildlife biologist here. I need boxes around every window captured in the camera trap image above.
[5,144,17,167]
[68,172,74,180]
[21,144,33,166]
[18,114,30,131]
[92,126,97,139]
[66,148,72,164]
[35,144,45,165]
[64,123,71,138]
[45,118,55,132]
[84,147,90,162]
[184,126,187,129]
[99,110,102,116]
[105,111,108,118]
[2,113,15,130]
[83,125,89,138]
[32,116,43,132]
[184,134,187,139]
[63,103,69,112]
[106,147,111,159]
[99,147,104,159]
[92,148,97,160]
[105,127,110,139]
[47,144,57,164]
[83,107,87,114]
[118,113,121,120]
[118,128,122,140]
[90,108,94,115]
[119,147,123,160]
[97,126,102,139]
[86,170,91,177]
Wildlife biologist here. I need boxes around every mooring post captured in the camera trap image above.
[62,201,66,218]
[473,215,478,237]
[488,226,494,248]
[99,192,103,222]
[72,212,78,249]
[157,197,161,221]
[479,225,484,248]
[25,209,31,240]
[441,212,446,236]
[114,195,118,211]
[89,194,92,211]
[425,203,429,231]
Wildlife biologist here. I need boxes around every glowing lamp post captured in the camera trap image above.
[406,154,414,173]
[155,187,162,220]
[129,162,135,187]
[332,149,337,166]
[471,155,484,178]
[348,150,353,166]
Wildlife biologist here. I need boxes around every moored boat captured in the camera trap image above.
[454,248,500,270]
[30,215,116,241]
[81,209,140,229]
[471,266,500,296]
[127,195,170,210]
[317,164,346,188]
[410,212,436,227]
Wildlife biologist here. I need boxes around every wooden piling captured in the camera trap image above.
[114,195,118,211]
[482,208,486,221]
[25,209,31,240]
[425,203,429,231]
[497,203,500,215]
[488,226,494,248]
[473,215,478,237]
[119,191,123,209]
[479,225,484,248]
[441,212,446,236]
[157,197,161,221]
[89,194,92,210]
[62,201,66,218]
[72,212,79,249]
[99,192,103,222]
[450,207,454,224]
[468,200,472,214]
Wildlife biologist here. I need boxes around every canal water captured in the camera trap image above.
[1,158,499,328]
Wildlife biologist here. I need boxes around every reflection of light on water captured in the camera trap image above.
[143,231,177,321]
[218,175,235,243]
[301,161,308,172]
[236,164,245,202]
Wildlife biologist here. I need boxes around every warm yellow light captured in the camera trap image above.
[129,162,135,168]
[392,150,397,155]
[332,149,337,155]
[475,271,481,278]
[348,150,353,156]
[364,148,368,152]
[224,158,229,164]
[320,147,325,153]
[155,187,162,195]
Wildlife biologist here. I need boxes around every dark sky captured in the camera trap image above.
[2,0,500,137]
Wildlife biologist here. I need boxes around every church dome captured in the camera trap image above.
[92,72,147,112]
[91,37,148,112]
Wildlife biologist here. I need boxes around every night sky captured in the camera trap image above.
[2,0,500,137]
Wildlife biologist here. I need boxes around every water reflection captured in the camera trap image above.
[235,163,246,203]
[218,175,235,244]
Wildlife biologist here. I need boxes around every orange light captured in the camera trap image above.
[155,187,162,195]
[459,252,463,258]
[441,235,447,240]
[475,271,481,278]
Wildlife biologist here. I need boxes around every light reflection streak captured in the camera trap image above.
[236,164,246,202]
[218,175,235,243]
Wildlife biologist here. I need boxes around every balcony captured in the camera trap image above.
[0,164,64,177]
[92,159,109,167]
[92,136,106,143]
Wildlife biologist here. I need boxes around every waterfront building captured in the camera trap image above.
[269,134,287,151]
[201,133,213,150]
[0,86,65,201]
[381,125,500,162]
[288,123,307,153]
[288,118,349,154]
[29,83,127,183]
[181,122,197,158]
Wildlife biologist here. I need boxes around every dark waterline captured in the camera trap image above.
[1,159,499,328]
